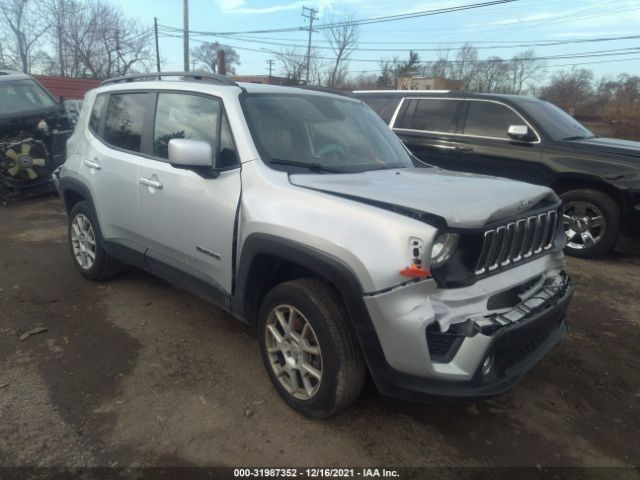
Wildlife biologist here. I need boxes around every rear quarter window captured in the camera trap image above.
[89,94,106,135]
[358,95,401,124]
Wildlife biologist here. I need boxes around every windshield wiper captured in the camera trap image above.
[269,158,342,173]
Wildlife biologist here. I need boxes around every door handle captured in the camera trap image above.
[83,158,102,170]
[139,177,163,189]
[455,145,474,152]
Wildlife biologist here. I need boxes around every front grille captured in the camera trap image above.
[474,210,558,275]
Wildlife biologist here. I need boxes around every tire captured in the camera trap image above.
[68,201,123,281]
[258,278,366,418]
[560,189,620,258]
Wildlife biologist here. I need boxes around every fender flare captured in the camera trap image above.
[232,233,390,375]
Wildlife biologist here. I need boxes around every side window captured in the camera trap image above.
[359,96,399,124]
[397,99,458,133]
[89,94,106,136]
[153,93,220,162]
[463,101,524,139]
[104,93,147,152]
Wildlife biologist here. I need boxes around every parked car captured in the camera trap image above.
[0,71,72,201]
[54,73,574,417]
[354,90,640,258]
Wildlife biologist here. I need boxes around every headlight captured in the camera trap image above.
[430,233,459,267]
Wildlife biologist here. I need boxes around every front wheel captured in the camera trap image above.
[258,279,366,418]
[560,189,620,258]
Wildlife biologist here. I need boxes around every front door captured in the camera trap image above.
[456,99,547,184]
[137,92,241,297]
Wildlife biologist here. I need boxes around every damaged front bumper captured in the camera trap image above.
[362,252,573,401]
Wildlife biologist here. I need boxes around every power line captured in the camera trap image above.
[160,34,640,65]
[204,32,640,54]
[158,0,522,37]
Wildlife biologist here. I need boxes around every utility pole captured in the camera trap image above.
[302,6,318,85]
[154,17,161,73]
[183,0,189,71]
[266,59,275,79]
[115,29,120,76]
[57,0,65,76]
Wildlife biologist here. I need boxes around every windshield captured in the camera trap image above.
[243,93,413,173]
[519,100,594,141]
[0,79,58,116]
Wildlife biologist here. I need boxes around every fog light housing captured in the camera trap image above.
[482,355,494,376]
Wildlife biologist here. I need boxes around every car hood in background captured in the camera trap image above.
[290,167,555,228]
[569,137,640,161]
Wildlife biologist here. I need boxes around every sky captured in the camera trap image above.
[112,0,640,82]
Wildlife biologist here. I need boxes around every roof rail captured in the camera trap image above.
[100,71,237,87]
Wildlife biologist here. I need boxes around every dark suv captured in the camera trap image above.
[0,71,71,201]
[355,90,640,258]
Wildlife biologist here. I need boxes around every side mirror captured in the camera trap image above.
[507,125,535,142]
[168,139,213,167]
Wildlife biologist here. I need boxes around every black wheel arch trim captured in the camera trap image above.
[232,233,393,383]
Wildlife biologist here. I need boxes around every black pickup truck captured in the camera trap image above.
[355,90,640,258]
[0,71,72,202]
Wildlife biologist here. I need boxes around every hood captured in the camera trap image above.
[569,137,640,161]
[290,168,555,229]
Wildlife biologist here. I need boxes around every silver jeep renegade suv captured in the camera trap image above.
[53,72,574,418]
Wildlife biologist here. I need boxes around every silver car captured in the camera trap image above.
[53,73,574,417]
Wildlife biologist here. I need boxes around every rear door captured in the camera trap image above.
[137,91,241,300]
[391,97,465,168]
[80,92,148,257]
[457,99,545,182]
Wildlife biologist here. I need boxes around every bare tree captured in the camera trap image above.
[61,0,154,79]
[506,49,545,94]
[278,47,323,85]
[191,41,240,75]
[321,12,359,88]
[539,68,594,111]
[0,0,51,73]
[450,42,478,89]
[473,56,509,93]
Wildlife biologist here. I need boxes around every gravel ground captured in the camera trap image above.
[0,195,639,472]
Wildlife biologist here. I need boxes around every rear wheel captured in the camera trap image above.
[258,279,366,418]
[68,201,123,280]
[560,189,620,258]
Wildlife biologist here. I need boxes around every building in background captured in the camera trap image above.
[397,76,463,91]
[33,75,101,100]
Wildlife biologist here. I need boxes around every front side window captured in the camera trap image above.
[397,99,459,133]
[243,93,413,173]
[104,93,147,152]
[153,93,221,161]
[0,79,57,116]
[463,101,524,139]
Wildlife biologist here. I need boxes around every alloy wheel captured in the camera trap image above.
[264,304,323,400]
[70,213,97,270]
[562,200,605,250]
